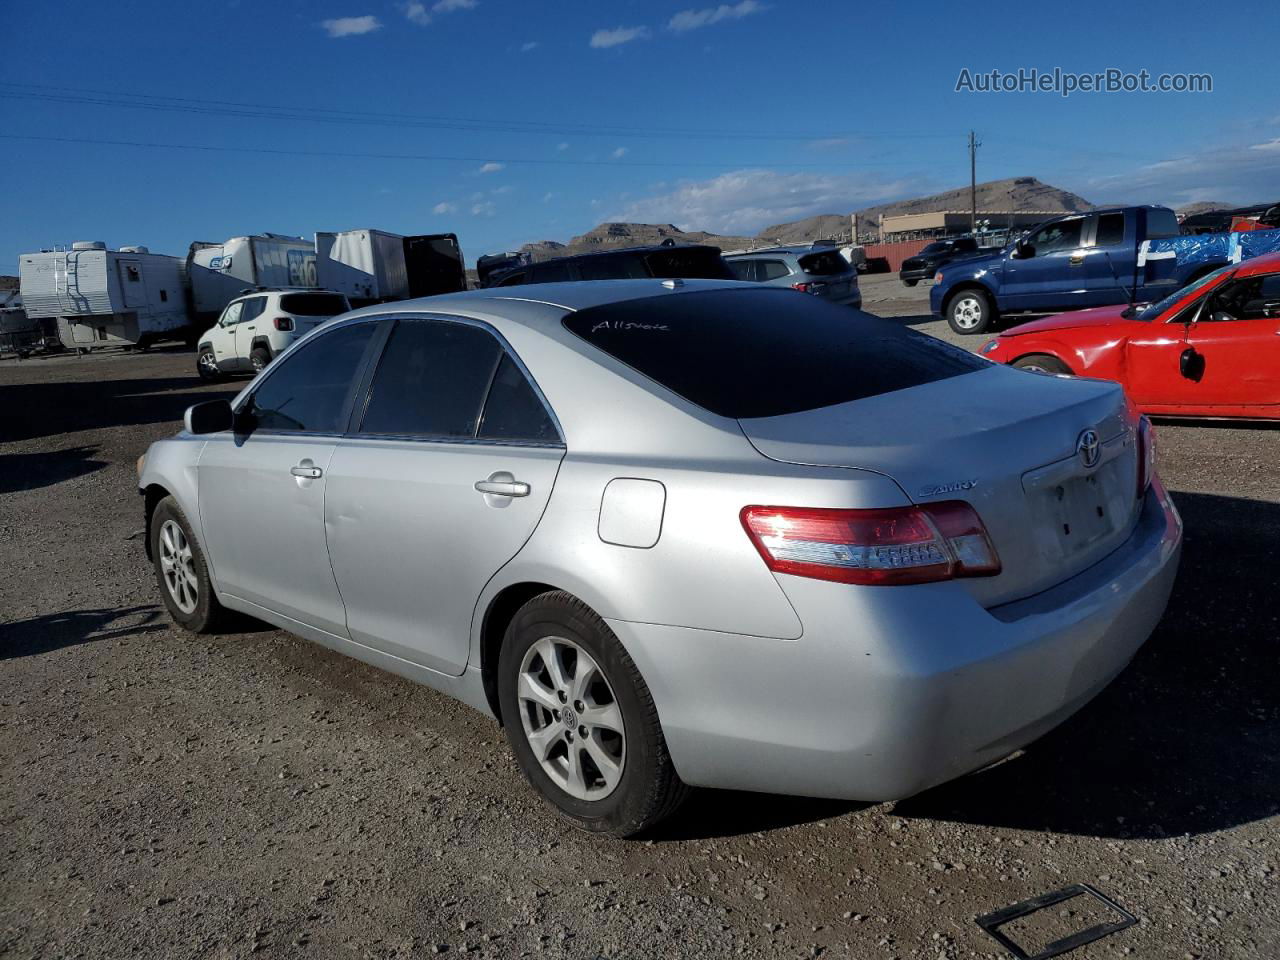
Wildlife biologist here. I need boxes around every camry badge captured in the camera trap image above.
[1077,429,1101,469]
[918,479,979,497]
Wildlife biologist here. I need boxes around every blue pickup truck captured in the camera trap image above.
[929,205,1246,334]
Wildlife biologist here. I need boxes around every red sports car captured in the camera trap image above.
[980,252,1280,419]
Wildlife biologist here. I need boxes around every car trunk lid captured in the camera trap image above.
[738,366,1140,606]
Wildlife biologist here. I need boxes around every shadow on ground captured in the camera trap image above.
[1,605,167,660]
[662,490,1280,842]
[0,446,108,493]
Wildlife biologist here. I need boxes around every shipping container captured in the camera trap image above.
[186,234,317,322]
[316,229,467,305]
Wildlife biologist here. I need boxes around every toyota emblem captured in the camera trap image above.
[1076,429,1101,468]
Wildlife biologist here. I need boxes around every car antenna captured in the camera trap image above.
[1103,252,1138,318]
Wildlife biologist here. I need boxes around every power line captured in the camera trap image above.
[0,133,925,170]
[0,81,958,143]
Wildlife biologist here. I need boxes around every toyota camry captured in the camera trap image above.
[138,280,1182,837]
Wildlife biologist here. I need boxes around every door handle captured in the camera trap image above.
[246,326,255,330]
[475,477,530,497]
[291,464,323,479]
[1068,253,1085,266]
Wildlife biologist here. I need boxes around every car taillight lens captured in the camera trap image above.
[274,316,294,331]
[1136,416,1156,497]
[792,282,811,293]
[740,502,1001,586]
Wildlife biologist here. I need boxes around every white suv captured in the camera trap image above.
[196,288,350,380]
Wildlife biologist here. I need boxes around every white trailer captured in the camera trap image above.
[316,229,467,306]
[19,242,190,350]
[186,233,317,322]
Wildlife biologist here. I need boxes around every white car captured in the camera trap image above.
[196,288,350,380]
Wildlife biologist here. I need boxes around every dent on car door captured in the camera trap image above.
[196,320,384,635]
[323,317,565,676]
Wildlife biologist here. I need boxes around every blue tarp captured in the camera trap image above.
[1149,227,1280,268]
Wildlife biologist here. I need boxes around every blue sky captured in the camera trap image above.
[2,0,1277,269]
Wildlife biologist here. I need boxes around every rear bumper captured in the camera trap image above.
[611,479,1181,800]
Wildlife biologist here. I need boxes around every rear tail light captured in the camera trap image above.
[1136,416,1156,497]
[740,501,1001,586]
[792,281,825,294]
[792,282,811,293]
[273,316,294,332]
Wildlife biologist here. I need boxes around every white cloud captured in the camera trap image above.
[543,192,557,203]
[607,168,922,236]
[471,201,497,217]
[557,142,569,151]
[434,0,476,9]
[490,185,513,195]
[520,41,540,52]
[471,191,485,201]
[1249,138,1280,153]
[1085,139,1280,208]
[321,15,382,37]
[477,161,505,174]
[432,201,457,214]
[668,1,764,33]
[402,2,431,25]
[612,147,628,159]
[590,25,649,49]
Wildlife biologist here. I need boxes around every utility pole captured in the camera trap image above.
[968,130,981,233]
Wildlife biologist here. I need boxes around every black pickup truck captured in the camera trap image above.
[898,236,983,286]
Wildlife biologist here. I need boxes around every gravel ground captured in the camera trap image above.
[2,290,1277,960]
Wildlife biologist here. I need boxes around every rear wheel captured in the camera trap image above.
[946,288,995,335]
[249,347,271,374]
[151,496,225,633]
[902,278,919,287]
[498,591,689,837]
[1013,353,1073,375]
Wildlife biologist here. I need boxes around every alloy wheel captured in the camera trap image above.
[517,636,626,801]
[952,296,984,330]
[198,352,218,376]
[158,519,198,614]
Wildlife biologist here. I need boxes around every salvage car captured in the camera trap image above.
[898,236,981,286]
[139,280,1182,837]
[980,253,1280,419]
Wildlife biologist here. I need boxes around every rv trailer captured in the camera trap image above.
[316,229,466,306]
[19,243,189,351]
[186,234,317,323]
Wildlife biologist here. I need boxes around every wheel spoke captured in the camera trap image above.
[526,723,563,762]
[517,671,560,713]
[570,659,598,704]
[584,735,622,791]
[160,523,176,556]
[535,637,570,691]
[580,700,623,735]
[563,742,587,798]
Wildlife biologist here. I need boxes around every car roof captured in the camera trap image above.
[725,246,825,258]
[1233,251,1280,278]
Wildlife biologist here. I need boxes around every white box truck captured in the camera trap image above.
[316,229,467,306]
[19,242,190,351]
[186,233,317,323]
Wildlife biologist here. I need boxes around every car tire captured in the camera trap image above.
[902,278,919,287]
[946,288,995,335]
[498,591,689,838]
[196,349,222,382]
[1012,353,1073,375]
[249,347,271,374]
[150,496,225,633]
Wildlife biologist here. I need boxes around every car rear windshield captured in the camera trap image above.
[563,289,985,419]
[281,293,348,316]
[797,251,850,276]
[642,247,734,280]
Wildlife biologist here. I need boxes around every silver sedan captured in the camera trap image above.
[138,280,1182,837]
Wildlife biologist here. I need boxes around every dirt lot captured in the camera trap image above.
[2,291,1278,960]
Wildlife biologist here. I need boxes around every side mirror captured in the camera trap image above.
[1179,347,1205,382]
[184,399,233,434]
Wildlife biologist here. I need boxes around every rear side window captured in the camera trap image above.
[246,322,378,433]
[241,297,268,322]
[1146,208,1180,239]
[281,293,349,316]
[360,320,501,438]
[759,260,790,281]
[643,247,733,280]
[798,251,850,276]
[1095,213,1126,247]
[577,254,649,281]
[563,289,985,419]
[478,355,559,442]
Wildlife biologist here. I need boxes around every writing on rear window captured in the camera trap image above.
[590,320,671,333]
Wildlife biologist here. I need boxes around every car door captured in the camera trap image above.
[1001,216,1087,310]
[235,296,268,365]
[1082,211,1133,306]
[210,300,243,370]
[323,316,565,676]
[1181,274,1280,410]
[196,320,384,637]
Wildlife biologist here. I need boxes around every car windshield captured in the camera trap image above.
[920,242,950,255]
[563,288,985,419]
[1137,265,1234,321]
[281,293,349,316]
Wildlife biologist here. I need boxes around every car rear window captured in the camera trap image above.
[563,289,985,419]
[642,247,734,280]
[797,251,850,276]
[281,293,349,316]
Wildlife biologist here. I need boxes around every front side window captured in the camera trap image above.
[727,260,757,282]
[243,322,378,433]
[219,301,244,326]
[1203,275,1280,322]
[1029,218,1084,255]
[358,319,559,443]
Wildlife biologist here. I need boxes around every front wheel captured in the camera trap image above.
[150,496,225,633]
[196,349,222,381]
[946,289,995,335]
[1012,353,1073,375]
[498,592,689,837]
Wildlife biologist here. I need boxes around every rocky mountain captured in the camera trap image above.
[513,177,1095,259]
[1176,201,1230,217]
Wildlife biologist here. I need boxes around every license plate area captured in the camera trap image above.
[1022,439,1136,563]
